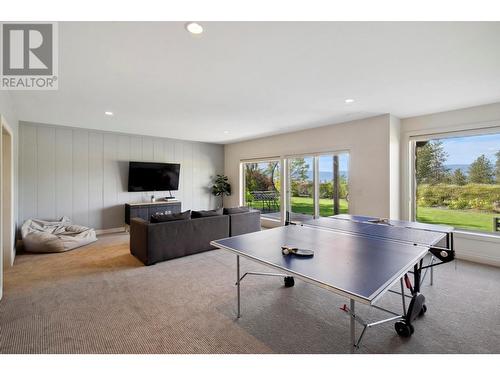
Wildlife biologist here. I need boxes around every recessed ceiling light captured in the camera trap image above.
[223,130,230,134]
[185,22,203,35]
[345,99,355,104]
[105,111,114,116]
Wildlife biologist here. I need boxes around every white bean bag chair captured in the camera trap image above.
[21,216,97,253]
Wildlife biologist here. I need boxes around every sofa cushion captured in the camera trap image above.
[228,209,261,237]
[191,208,223,218]
[151,210,191,223]
[223,206,250,215]
[130,214,230,266]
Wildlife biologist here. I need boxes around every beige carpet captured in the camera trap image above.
[1,232,499,354]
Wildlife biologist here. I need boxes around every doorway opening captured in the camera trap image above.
[1,116,15,276]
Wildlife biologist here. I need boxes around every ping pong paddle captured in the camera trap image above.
[281,246,314,257]
[367,218,394,226]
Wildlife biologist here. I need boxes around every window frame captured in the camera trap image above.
[240,157,283,221]
[286,154,318,219]
[284,150,351,221]
[239,149,351,225]
[409,126,500,235]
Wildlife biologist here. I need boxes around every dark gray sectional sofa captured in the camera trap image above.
[130,209,260,265]
[228,210,261,236]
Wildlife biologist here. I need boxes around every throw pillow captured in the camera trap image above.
[150,210,191,223]
[191,208,223,218]
[223,206,250,215]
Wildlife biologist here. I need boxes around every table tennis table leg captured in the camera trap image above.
[413,261,422,294]
[430,259,434,286]
[341,298,404,350]
[236,255,241,318]
[400,278,407,316]
[350,299,355,353]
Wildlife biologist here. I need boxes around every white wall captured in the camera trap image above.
[224,114,395,219]
[389,115,401,220]
[0,92,19,232]
[18,122,224,230]
[401,102,500,265]
[0,91,19,301]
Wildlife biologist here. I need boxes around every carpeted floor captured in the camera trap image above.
[1,232,499,354]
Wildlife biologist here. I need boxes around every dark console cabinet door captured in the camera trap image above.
[125,202,182,224]
[134,207,150,221]
[148,203,181,217]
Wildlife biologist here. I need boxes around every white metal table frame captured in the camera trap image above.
[224,247,428,352]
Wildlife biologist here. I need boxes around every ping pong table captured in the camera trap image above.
[210,215,455,351]
[324,214,454,286]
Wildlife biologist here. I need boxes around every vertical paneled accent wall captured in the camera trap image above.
[19,122,224,229]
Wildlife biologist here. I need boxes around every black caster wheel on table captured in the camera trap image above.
[419,304,427,317]
[284,276,295,287]
[395,320,414,337]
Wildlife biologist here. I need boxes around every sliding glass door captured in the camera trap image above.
[242,159,281,220]
[318,154,350,217]
[286,153,349,223]
[287,156,315,222]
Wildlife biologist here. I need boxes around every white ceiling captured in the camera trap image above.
[9,22,500,144]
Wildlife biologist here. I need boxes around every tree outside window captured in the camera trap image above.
[415,133,500,233]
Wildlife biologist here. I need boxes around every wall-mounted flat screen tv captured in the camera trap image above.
[128,161,180,192]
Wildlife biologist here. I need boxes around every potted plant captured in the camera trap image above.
[211,174,231,208]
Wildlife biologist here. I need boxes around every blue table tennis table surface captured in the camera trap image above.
[332,214,454,234]
[211,223,432,304]
[301,216,447,246]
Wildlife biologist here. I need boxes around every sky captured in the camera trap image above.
[440,133,500,165]
[318,154,349,172]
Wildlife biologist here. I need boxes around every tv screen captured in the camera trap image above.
[128,162,180,192]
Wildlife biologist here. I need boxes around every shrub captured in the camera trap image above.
[319,181,349,199]
[417,183,455,207]
[245,191,254,203]
[448,198,469,210]
[291,181,315,197]
[319,182,333,199]
[468,198,492,211]
[417,183,500,211]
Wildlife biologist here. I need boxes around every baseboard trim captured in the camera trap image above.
[456,252,500,267]
[260,217,282,228]
[96,227,127,235]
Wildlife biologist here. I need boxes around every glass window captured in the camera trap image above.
[318,154,350,217]
[242,160,281,219]
[288,156,315,221]
[414,133,500,233]
[286,153,350,222]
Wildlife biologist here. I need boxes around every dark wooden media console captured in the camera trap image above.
[125,201,182,224]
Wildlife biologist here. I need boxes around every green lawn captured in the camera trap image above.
[249,196,498,232]
[292,197,349,216]
[291,196,349,216]
[247,196,348,216]
[416,206,498,232]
